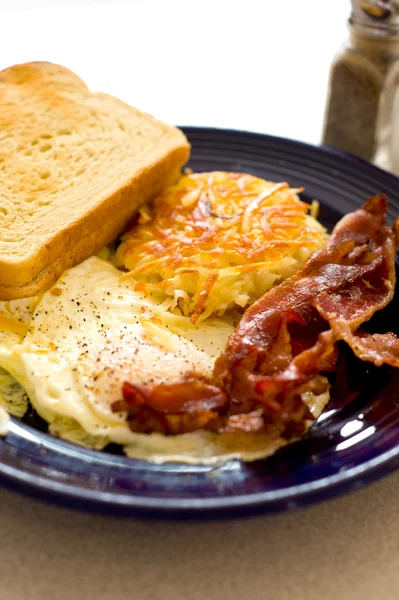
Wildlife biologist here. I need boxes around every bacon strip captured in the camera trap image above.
[113,195,399,436]
[330,328,399,368]
[111,377,227,435]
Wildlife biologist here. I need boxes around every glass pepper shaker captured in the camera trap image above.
[322,0,399,165]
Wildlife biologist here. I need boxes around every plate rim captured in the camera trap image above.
[1,432,399,518]
[180,124,399,186]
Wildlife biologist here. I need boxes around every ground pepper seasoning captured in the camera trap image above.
[322,0,399,164]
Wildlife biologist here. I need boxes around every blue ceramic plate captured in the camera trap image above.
[0,127,398,519]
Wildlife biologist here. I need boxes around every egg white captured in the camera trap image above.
[0,257,329,464]
[0,296,38,418]
[0,258,233,453]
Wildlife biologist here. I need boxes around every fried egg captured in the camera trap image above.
[0,256,329,463]
[0,296,37,417]
[0,172,332,463]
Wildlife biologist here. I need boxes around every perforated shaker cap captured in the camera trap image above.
[351,0,399,31]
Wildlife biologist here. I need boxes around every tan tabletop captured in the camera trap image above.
[1,2,397,599]
[1,472,399,600]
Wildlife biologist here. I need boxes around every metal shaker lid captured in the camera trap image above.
[351,1,399,31]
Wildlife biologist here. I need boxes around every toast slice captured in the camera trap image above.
[0,62,190,299]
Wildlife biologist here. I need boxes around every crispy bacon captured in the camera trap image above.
[111,377,227,435]
[113,195,399,436]
[215,196,397,391]
[331,328,399,368]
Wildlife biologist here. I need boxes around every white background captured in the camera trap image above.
[0,0,348,143]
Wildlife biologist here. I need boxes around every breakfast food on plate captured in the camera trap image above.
[113,195,399,440]
[0,62,189,300]
[0,61,398,465]
[0,184,398,463]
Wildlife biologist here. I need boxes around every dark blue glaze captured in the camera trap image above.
[0,128,398,519]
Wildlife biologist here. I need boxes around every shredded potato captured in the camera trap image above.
[117,172,328,323]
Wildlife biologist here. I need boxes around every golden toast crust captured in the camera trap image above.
[0,62,190,299]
